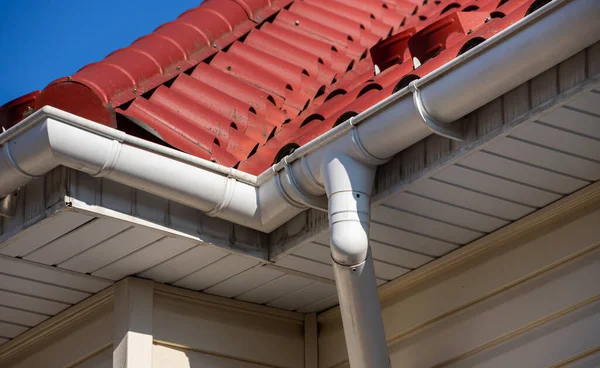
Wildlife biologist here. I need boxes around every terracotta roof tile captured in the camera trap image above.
[1,0,549,174]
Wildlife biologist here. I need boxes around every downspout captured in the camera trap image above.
[265,1,600,366]
[0,1,598,366]
[324,154,390,367]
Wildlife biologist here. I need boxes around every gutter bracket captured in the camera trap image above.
[206,177,237,217]
[90,139,122,177]
[409,81,465,141]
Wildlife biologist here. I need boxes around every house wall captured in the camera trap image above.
[318,193,600,367]
[0,279,306,368]
[151,286,306,368]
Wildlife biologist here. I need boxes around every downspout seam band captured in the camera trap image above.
[331,253,369,270]
[409,81,465,141]
[2,144,42,179]
[206,177,237,217]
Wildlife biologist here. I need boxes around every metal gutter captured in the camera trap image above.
[0,0,598,366]
[1,0,596,231]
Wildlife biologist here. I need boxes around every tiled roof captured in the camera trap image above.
[1,0,545,174]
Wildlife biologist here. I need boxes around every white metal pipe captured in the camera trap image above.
[323,152,391,367]
[333,256,390,368]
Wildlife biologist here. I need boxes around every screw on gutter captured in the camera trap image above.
[295,20,300,26]
[22,106,35,118]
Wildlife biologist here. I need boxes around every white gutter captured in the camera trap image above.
[0,107,304,230]
[1,0,598,366]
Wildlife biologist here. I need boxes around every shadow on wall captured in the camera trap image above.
[152,344,265,368]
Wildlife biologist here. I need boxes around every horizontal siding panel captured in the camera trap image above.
[0,212,93,257]
[203,265,284,299]
[268,282,336,311]
[433,165,561,208]
[297,295,339,314]
[236,274,314,305]
[409,179,535,221]
[565,91,600,115]
[563,346,600,368]
[460,151,589,195]
[386,192,509,233]
[138,245,229,284]
[539,106,600,139]
[372,261,410,281]
[372,205,484,244]
[0,321,28,339]
[0,305,48,327]
[510,122,600,161]
[0,255,112,293]
[59,226,164,274]
[370,221,458,257]
[446,300,600,368]
[0,290,69,315]
[24,218,131,266]
[92,237,197,280]
[386,248,600,368]
[173,255,259,291]
[276,255,334,280]
[369,240,433,269]
[486,137,600,181]
[292,243,331,264]
[0,273,90,304]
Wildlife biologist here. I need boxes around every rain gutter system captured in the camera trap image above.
[1,0,598,366]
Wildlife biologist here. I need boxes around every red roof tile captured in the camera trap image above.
[1,0,548,174]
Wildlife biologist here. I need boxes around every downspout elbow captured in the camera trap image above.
[329,192,371,266]
[323,152,376,266]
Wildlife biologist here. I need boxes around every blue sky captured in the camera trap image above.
[0,0,202,105]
